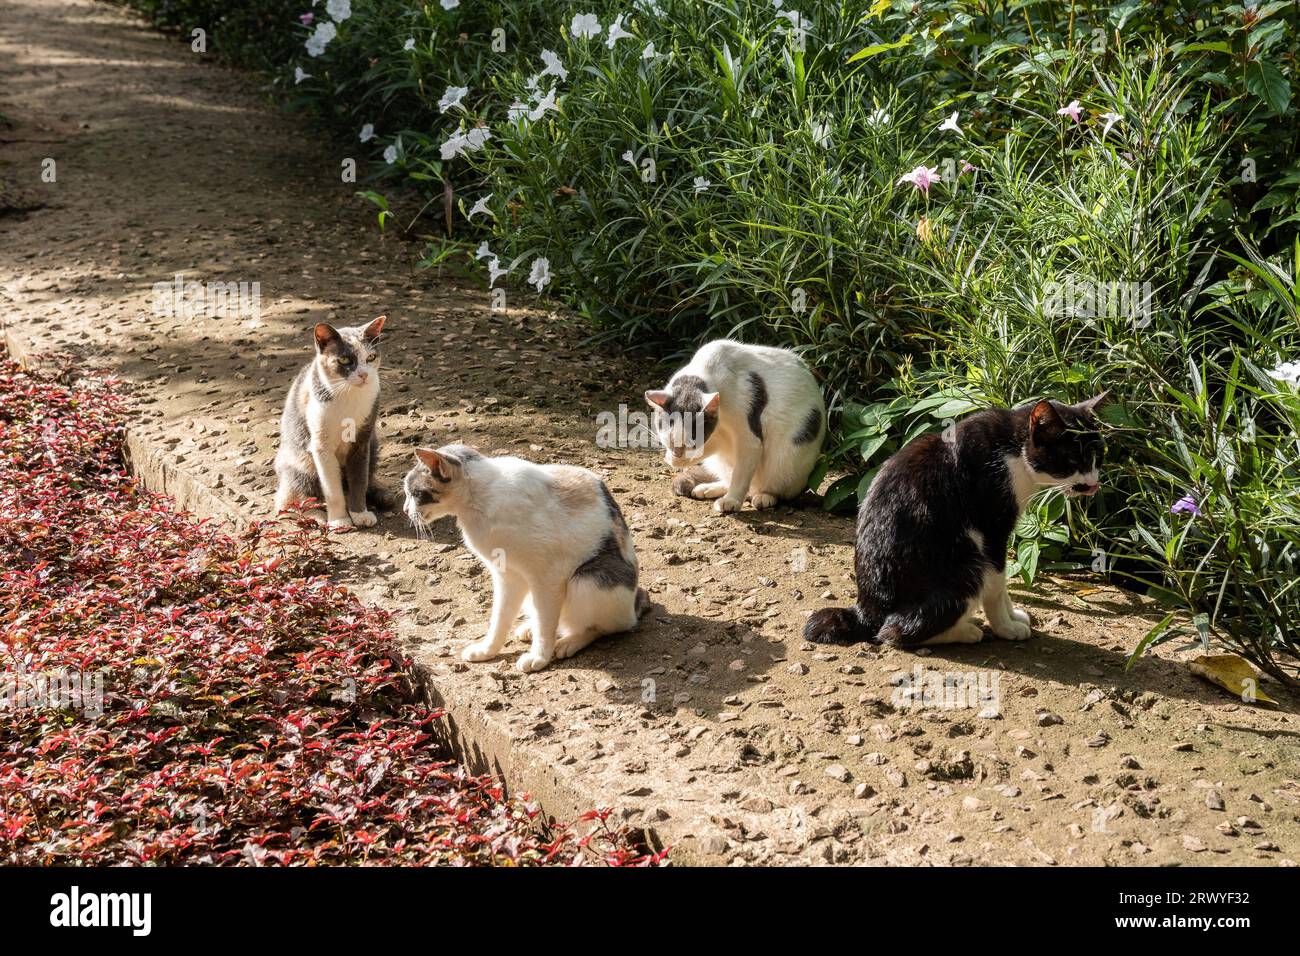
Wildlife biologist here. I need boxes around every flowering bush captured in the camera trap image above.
[0,353,660,865]
[111,0,1300,679]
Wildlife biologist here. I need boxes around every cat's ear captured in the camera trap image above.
[313,323,341,352]
[702,392,721,415]
[363,315,386,342]
[1028,398,1065,439]
[1076,390,1110,417]
[645,390,671,410]
[415,447,456,481]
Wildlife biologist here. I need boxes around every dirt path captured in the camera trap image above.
[3,0,1298,866]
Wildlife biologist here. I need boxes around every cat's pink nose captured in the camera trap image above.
[355,370,369,383]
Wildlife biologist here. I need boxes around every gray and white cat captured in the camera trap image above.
[646,339,826,513]
[274,316,388,528]
[403,445,650,672]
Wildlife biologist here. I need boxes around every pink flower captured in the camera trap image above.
[299,12,314,25]
[898,165,941,195]
[961,160,976,175]
[1057,99,1082,123]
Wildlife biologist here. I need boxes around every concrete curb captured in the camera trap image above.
[3,323,694,865]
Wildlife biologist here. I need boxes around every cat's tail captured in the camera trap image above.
[804,605,875,645]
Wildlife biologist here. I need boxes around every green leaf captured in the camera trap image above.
[822,475,859,512]
[846,34,912,64]
[1125,612,1177,670]
[1244,59,1291,114]
[858,432,891,463]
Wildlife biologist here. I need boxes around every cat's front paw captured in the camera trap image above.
[750,492,778,510]
[713,496,743,514]
[349,510,378,529]
[690,481,728,500]
[461,639,500,663]
[992,618,1033,641]
[1011,606,1031,625]
[516,651,552,673]
[326,516,353,530]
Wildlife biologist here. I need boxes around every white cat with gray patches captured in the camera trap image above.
[274,316,389,528]
[403,445,650,672]
[646,339,826,513]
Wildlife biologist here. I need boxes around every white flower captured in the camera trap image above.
[467,194,494,220]
[528,257,552,291]
[528,88,558,121]
[474,240,493,261]
[440,125,491,159]
[440,0,460,9]
[507,100,529,123]
[1057,99,1083,123]
[294,66,310,84]
[359,123,375,143]
[621,149,636,165]
[1100,111,1122,137]
[642,41,658,60]
[487,257,509,286]
[693,176,710,194]
[540,49,568,81]
[777,9,812,32]
[571,13,602,39]
[439,85,469,113]
[1267,360,1300,388]
[867,107,891,127]
[809,117,831,148]
[383,144,398,164]
[403,38,415,51]
[607,14,633,48]
[304,21,336,57]
[938,111,961,135]
[325,0,350,22]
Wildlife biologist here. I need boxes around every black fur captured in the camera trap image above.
[572,533,638,590]
[793,406,823,445]
[746,371,768,440]
[805,397,1104,648]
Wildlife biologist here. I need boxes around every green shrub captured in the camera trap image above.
[112,0,1300,684]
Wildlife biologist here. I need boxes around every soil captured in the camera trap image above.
[2,0,1297,865]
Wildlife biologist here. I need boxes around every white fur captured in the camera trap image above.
[274,322,382,527]
[651,339,825,513]
[412,454,641,673]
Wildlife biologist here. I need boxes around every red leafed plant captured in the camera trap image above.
[0,352,666,866]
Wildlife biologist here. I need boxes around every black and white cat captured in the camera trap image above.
[403,445,650,672]
[274,316,388,528]
[805,394,1107,647]
[645,339,826,513]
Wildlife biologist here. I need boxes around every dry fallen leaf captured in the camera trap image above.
[1190,654,1277,706]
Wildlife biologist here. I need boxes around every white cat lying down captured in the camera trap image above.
[403,445,649,672]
